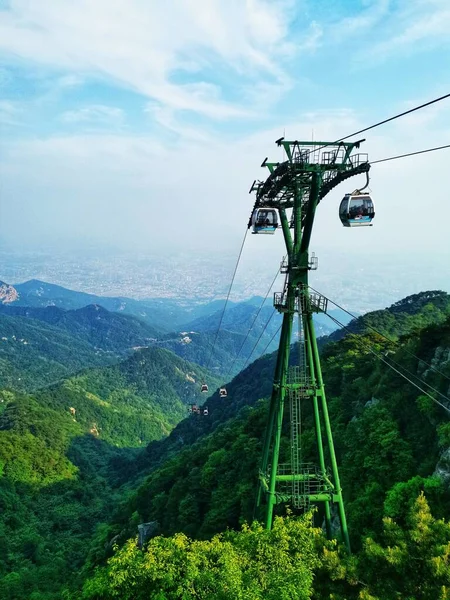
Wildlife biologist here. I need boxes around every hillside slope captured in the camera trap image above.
[102,292,450,548]
[11,279,240,331]
[0,313,112,391]
[326,290,450,343]
[0,345,221,599]
[181,300,341,340]
[0,390,138,599]
[0,303,160,353]
[122,290,450,482]
[34,346,221,448]
[3,289,450,599]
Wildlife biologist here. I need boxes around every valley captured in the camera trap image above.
[3,4,450,597]
[1,283,449,599]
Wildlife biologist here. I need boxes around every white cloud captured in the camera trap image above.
[2,93,450,262]
[301,0,450,66]
[296,21,323,53]
[353,0,450,63]
[60,105,125,125]
[329,0,390,39]
[0,0,297,119]
[144,102,212,142]
[0,99,22,125]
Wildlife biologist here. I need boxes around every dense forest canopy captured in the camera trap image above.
[1,290,450,599]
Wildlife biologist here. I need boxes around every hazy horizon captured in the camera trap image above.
[1,0,449,309]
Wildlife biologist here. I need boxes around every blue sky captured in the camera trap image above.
[1,0,450,276]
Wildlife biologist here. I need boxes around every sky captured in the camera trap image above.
[1,0,450,295]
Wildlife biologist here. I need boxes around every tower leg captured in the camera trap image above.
[257,311,294,529]
[307,313,351,553]
[255,312,292,516]
[265,311,293,529]
[304,314,332,538]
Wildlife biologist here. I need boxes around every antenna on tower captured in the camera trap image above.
[281,128,286,161]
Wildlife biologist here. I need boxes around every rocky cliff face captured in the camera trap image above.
[0,282,18,304]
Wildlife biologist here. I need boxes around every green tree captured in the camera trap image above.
[360,493,450,599]
[83,514,322,600]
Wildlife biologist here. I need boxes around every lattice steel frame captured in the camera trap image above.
[252,138,371,553]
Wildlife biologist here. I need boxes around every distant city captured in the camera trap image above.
[0,245,448,315]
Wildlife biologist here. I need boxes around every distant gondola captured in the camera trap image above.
[219,388,228,398]
[339,193,375,227]
[201,383,209,393]
[251,208,278,234]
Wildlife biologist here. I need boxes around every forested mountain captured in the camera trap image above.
[151,303,344,377]
[2,290,450,599]
[10,279,239,331]
[33,346,220,448]
[0,345,220,599]
[0,313,113,391]
[326,290,450,343]
[0,303,160,352]
[83,291,450,599]
[151,328,275,378]
[0,302,164,391]
[0,390,138,599]
[99,310,450,543]
[181,299,342,340]
[3,278,344,380]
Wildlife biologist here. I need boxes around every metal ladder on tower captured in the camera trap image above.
[289,309,309,508]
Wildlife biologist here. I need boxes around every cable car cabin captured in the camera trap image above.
[203,407,209,416]
[201,383,209,393]
[339,193,375,227]
[219,388,228,398]
[251,208,278,234]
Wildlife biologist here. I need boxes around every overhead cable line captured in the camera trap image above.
[242,308,278,370]
[206,229,248,371]
[327,312,450,413]
[355,327,450,405]
[258,322,283,362]
[181,337,191,404]
[303,92,450,158]
[371,143,450,165]
[325,312,450,415]
[308,284,450,383]
[225,256,286,378]
[334,92,450,144]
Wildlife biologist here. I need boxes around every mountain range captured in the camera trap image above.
[5,279,243,331]
[1,287,450,599]
[0,279,344,384]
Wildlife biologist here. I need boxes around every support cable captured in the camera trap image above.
[335,93,450,144]
[308,285,450,383]
[304,93,450,157]
[371,143,450,164]
[242,308,278,370]
[182,338,191,405]
[377,346,450,404]
[225,256,286,378]
[206,229,249,371]
[325,312,450,415]
[257,322,283,363]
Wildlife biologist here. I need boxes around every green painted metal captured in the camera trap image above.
[305,315,332,538]
[251,138,370,553]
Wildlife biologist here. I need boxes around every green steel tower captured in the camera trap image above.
[251,138,371,552]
